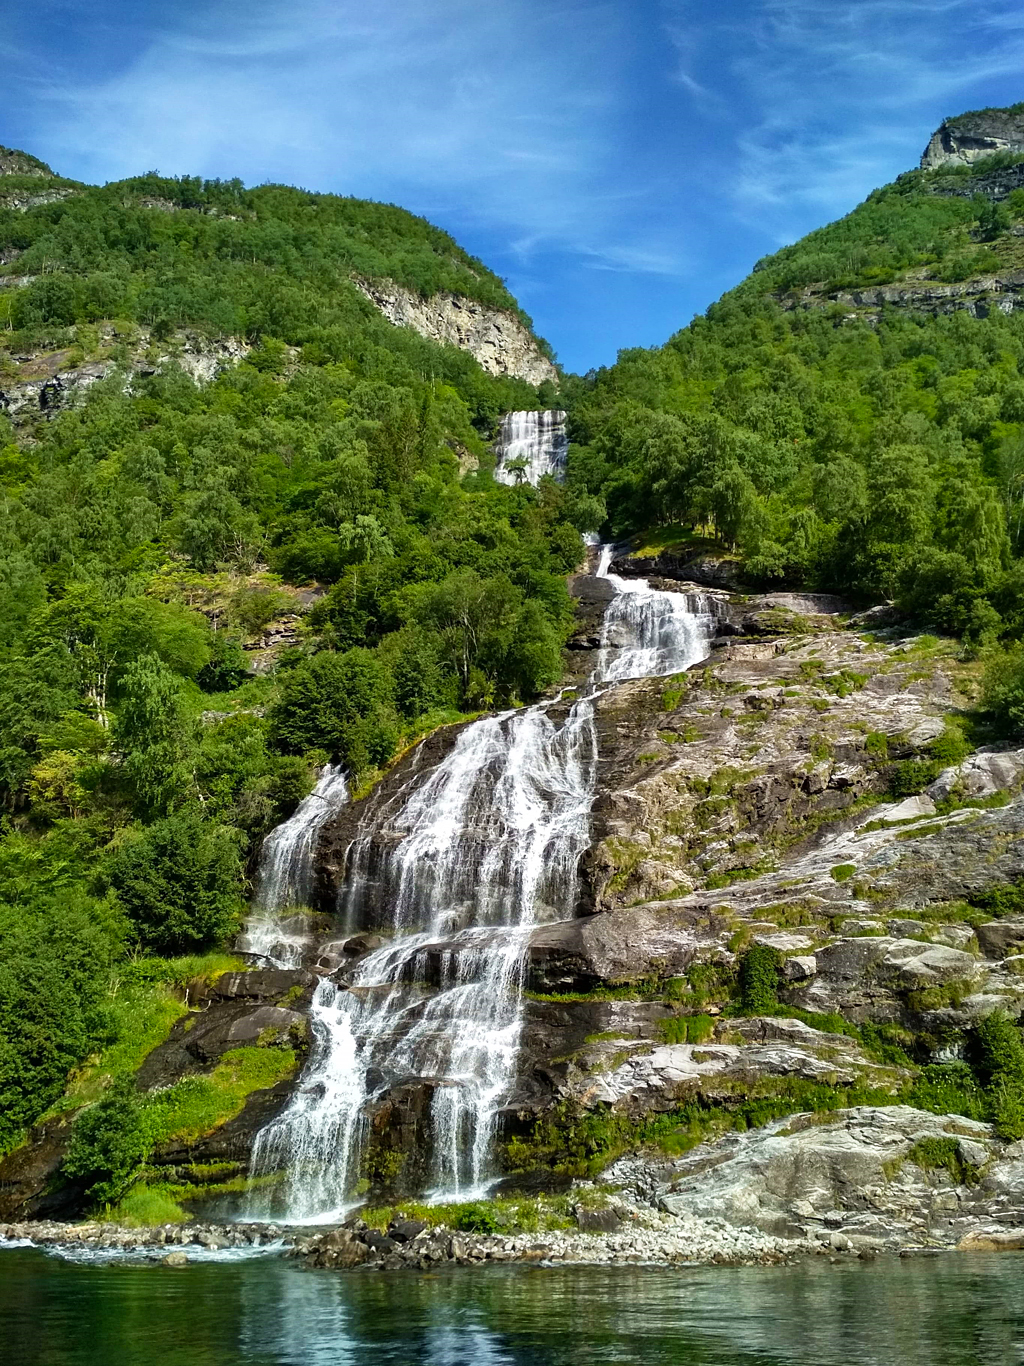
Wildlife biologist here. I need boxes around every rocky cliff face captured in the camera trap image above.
[0,325,252,431]
[921,107,1024,170]
[353,277,557,387]
[778,269,1024,324]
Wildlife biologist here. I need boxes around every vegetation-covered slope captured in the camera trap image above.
[0,151,586,1155]
[564,148,1024,670]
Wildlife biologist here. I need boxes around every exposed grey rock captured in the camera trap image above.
[646,1105,1019,1242]
[352,277,556,386]
[921,108,1024,170]
[976,921,1024,959]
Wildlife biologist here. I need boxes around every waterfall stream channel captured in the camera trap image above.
[241,534,715,1223]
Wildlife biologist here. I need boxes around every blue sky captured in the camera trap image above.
[4,0,1024,373]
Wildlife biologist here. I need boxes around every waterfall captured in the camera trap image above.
[245,546,713,1221]
[494,410,567,485]
[238,766,348,969]
[595,546,716,683]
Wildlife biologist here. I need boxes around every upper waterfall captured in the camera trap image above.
[493,410,567,485]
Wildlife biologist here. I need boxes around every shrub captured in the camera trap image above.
[906,1136,980,1185]
[904,1063,987,1120]
[105,809,243,954]
[62,1077,151,1206]
[739,945,782,1014]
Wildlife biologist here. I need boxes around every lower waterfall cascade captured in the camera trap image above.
[493,409,568,485]
[244,546,716,1222]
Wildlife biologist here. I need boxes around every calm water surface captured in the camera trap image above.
[1,1247,1022,1365]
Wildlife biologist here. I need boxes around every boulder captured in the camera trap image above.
[574,1206,622,1233]
[185,1007,305,1062]
[207,968,315,1001]
[976,921,1024,959]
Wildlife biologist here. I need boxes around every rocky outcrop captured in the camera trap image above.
[921,107,1024,170]
[0,327,251,428]
[779,270,1024,323]
[0,147,53,177]
[612,1105,1024,1249]
[352,277,557,386]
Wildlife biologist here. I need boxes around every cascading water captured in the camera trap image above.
[493,410,568,485]
[595,545,716,684]
[238,765,348,968]
[244,545,714,1221]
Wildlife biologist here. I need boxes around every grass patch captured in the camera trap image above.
[830,863,856,882]
[146,1047,298,1145]
[99,1183,188,1226]
[46,952,246,1116]
[659,1013,715,1045]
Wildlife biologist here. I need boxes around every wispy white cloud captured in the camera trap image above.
[29,0,648,261]
[10,0,1024,369]
[664,0,1024,243]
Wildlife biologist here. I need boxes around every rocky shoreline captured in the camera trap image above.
[4,1185,1023,1272]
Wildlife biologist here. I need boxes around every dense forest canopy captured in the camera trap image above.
[564,151,1024,653]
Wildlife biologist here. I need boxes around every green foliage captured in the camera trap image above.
[0,891,118,1154]
[739,945,782,1013]
[659,1013,715,1044]
[105,809,243,954]
[61,1044,296,1213]
[143,1046,298,1145]
[270,648,400,772]
[904,1062,988,1120]
[62,1077,151,1206]
[968,1010,1024,1135]
[906,1136,980,1186]
[830,863,856,882]
[565,174,1024,635]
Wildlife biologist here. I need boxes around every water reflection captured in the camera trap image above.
[2,1251,1023,1366]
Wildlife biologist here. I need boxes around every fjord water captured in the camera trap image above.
[4,1248,1023,1366]
[244,541,715,1220]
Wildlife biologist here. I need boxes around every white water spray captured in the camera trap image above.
[494,410,567,485]
[245,545,714,1219]
[238,766,348,969]
[595,545,715,683]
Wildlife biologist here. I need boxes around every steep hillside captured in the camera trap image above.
[563,106,1024,653]
[5,118,1024,1252]
[0,146,582,1170]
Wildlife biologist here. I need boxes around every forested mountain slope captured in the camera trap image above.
[8,111,1024,1233]
[0,146,586,1157]
[563,139,1024,658]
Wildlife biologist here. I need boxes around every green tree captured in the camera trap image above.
[105,809,242,953]
[62,1077,152,1206]
[270,648,399,771]
[112,654,196,816]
